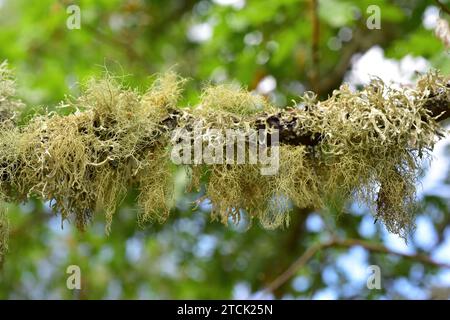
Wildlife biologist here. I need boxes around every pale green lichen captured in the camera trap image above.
[0,62,448,239]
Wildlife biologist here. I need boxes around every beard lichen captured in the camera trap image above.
[0,61,448,240]
[312,77,442,238]
[0,67,183,233]
[0,203,8,266]
[199,145,320,229]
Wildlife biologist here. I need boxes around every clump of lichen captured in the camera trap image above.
[137,147,174,225]
[307,75,444,238]
[188,145,319,230]
[0,61,448,239]
[186,84,291,228]
[184,72,447,237]
[200,84,270,115]
[0,69,183,232]
[0,62,23,203]
[183,85,322,229]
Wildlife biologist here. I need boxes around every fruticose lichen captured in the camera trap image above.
[0,61,448,240]
[0,203,8,266]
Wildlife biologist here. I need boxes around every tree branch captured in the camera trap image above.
[317,23,397,95]
[0,65,448,238]
[264,237,450,294]
[308,0,320,94]
[434,0,450,15]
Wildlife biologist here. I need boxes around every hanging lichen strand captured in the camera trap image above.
[0,61,449,240]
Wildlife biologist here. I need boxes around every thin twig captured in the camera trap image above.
[317,22,397,95]
[434,0,450,15]
[309,0,320,94]
[264,238,450,294]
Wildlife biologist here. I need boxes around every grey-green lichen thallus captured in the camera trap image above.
[0,61,448,242]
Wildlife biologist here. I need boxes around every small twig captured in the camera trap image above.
[264,237,450,294]
[434,0,450,15]
[317,22,396,95]
[309,0,320,94]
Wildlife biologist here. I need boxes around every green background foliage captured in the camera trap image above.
[0,0,450,299]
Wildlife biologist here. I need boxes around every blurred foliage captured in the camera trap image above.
[0,0,450,299]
